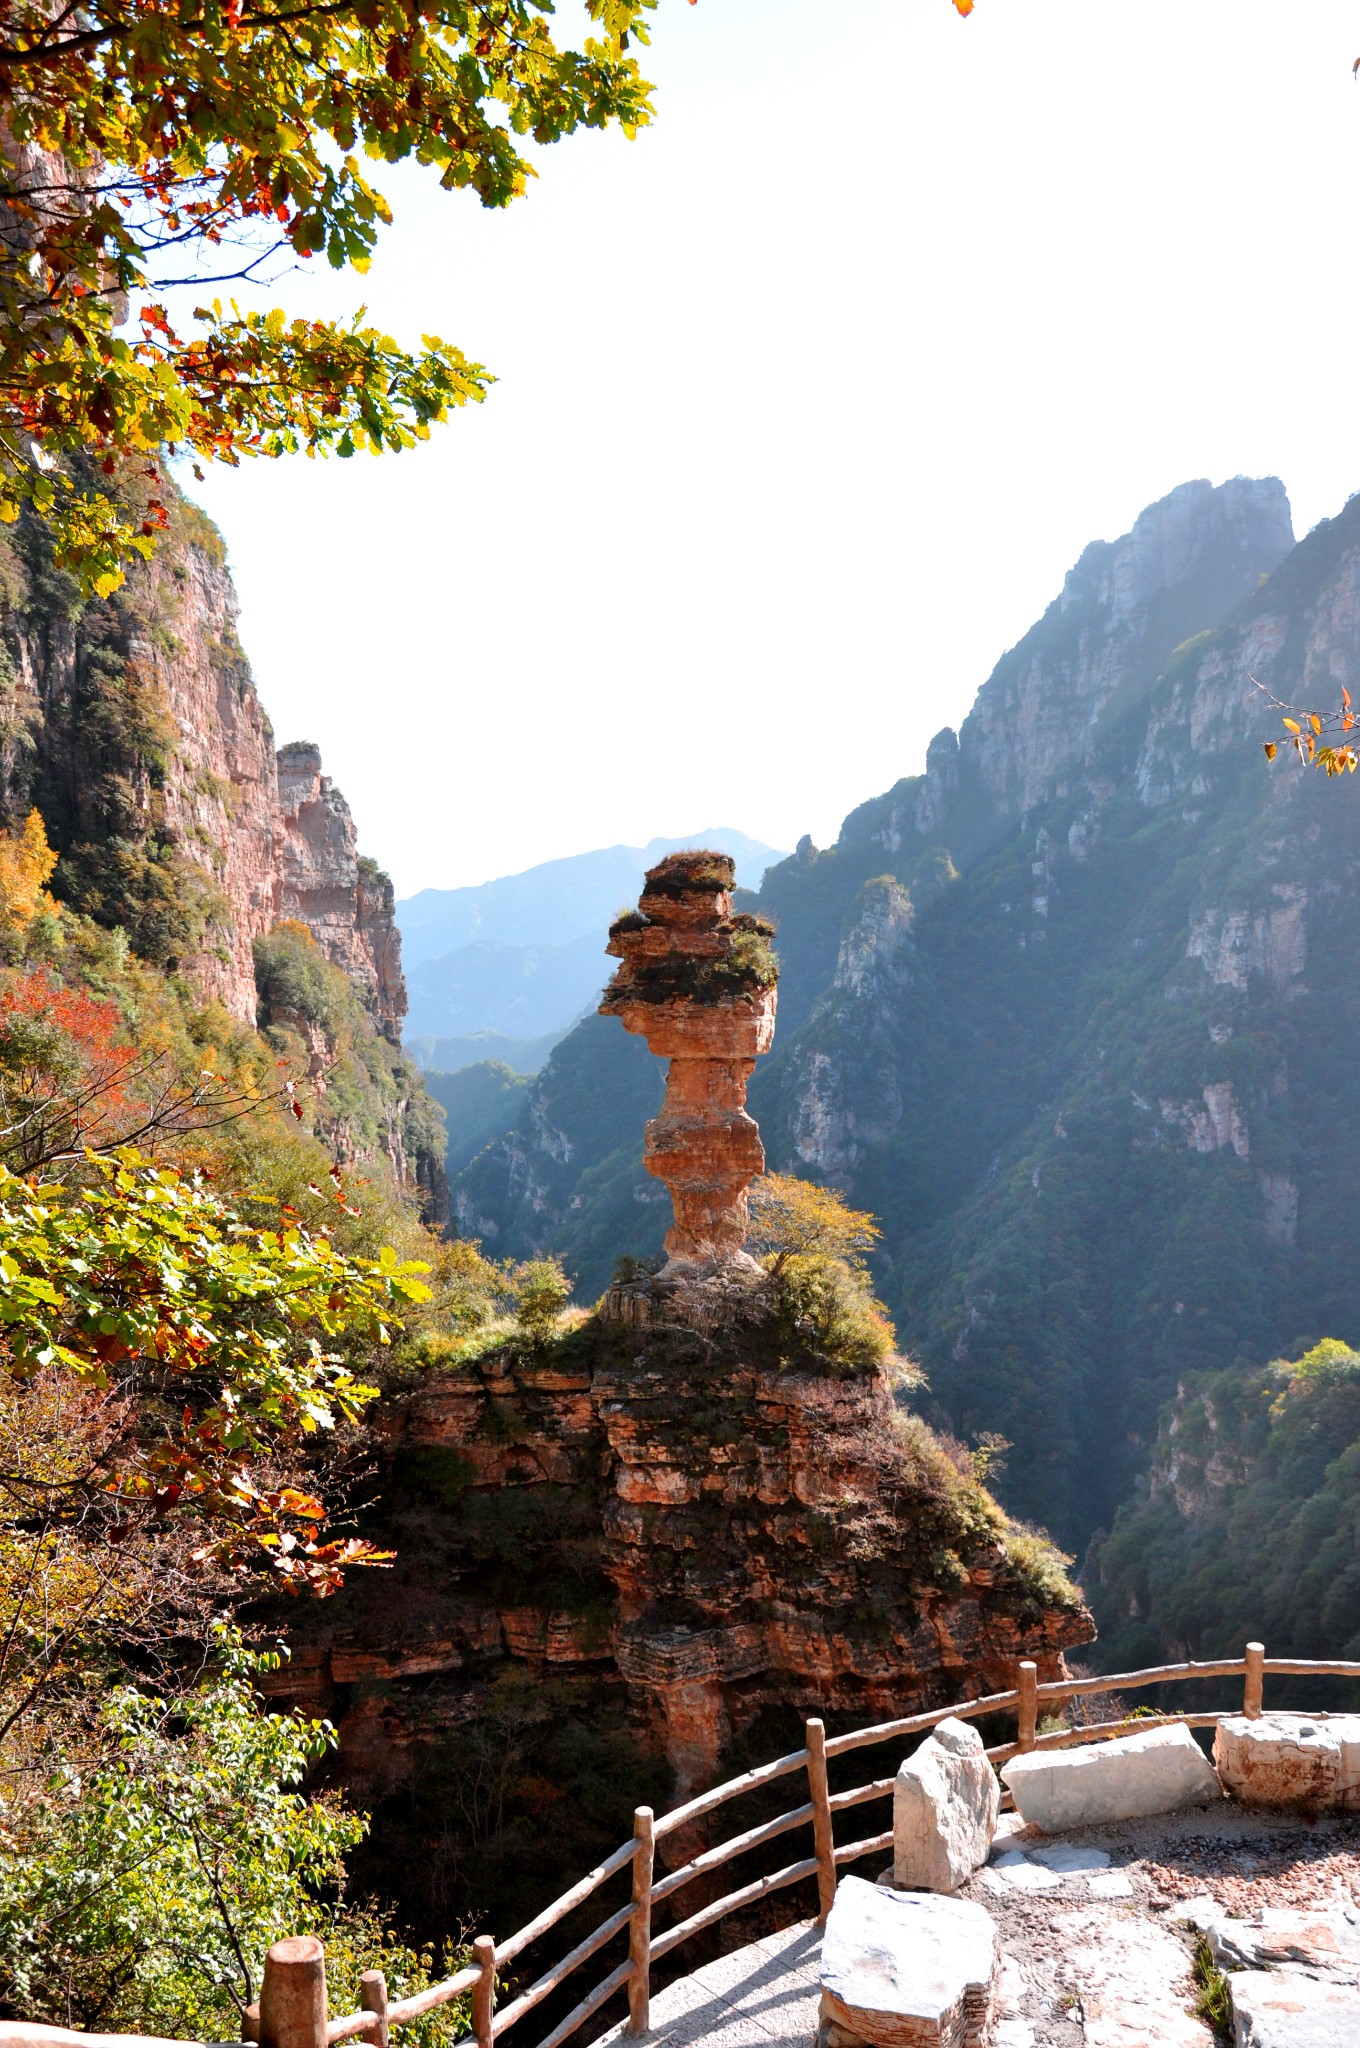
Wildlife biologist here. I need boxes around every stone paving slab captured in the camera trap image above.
[596,1921,822,2048]
[1228,1968,1360,2046]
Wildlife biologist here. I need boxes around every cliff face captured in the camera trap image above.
[955,476,1295,821]
[268,1315,1089,1925]
[0,494,405,1040]
[452,478,1360,1558]
[276,742,407,1042]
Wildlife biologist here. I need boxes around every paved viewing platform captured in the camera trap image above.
[599,1922,824,2048]
[601,1801,1360,2048]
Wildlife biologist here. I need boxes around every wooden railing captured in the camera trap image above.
[17,1644,1360,2048]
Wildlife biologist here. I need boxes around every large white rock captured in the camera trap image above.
[1214,1715,1360,1812]
[893,1716,1000,1892]
[1000,1724,1220,1832]
[1228,1969,1360,2046]
[820,1873,996,2048]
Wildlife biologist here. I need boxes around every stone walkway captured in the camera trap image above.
[599,1804,1360,2048]
[597,1921,824,2048]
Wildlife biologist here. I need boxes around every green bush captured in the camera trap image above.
[514,1257,571,1346]
[766,1250,895,1371]
[253,921,358,1035]
[0,1629,466,2042]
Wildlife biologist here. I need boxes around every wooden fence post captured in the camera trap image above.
[628,1805,655,2036]
[473,1934,496,2048]
[360,1970,390,2048]
[1244,1642,1265,1721]
[1017,1662,1038,1754]
[806,1718,837,1925]
[259,1937,328,2048]
[241,2003,261,2043]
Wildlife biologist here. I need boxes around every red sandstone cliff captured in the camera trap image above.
[0,492,405,1039]
[269,1318,1092,1845]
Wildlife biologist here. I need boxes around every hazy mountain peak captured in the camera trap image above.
[396,828,786,969]
[958,475,1295,819]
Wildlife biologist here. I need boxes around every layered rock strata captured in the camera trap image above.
[600,852,777,1271]
[268,1319,1092,1826]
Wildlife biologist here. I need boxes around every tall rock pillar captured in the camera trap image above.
[600,851,778,1273]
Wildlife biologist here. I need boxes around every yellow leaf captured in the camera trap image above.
[1283,718,1301,734]
[1311,713,1323,734]
[1263,742,1277,761]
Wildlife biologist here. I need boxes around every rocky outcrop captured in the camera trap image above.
[0,495,406,1037]
[277,743,406,1042]
[270,1319,1092,1828]
[600,853,777,1269]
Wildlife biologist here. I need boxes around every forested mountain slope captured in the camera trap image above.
[456,476,1360,1550]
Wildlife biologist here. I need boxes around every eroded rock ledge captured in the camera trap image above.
[269,1315,1092,1922]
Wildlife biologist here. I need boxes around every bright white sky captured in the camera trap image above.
[185,0,1360,895]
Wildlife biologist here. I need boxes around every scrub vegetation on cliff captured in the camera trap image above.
[278,1291,1085,1944]
[1089,1339,1360,1674]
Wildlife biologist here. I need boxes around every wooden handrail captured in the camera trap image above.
[492,1902,637,2038]
[649,1856,822,1961]
[986,1709,1226,1766]
[651,1745,811,1838]
[383,1967,480,2027]
[821,1688,1022,1758]
[1261,1657,1360,1676]
[833,1828,893,1866]
[806,1719,836,1924]
[532,1961,634,2048]
[828,1775,894,1813]
[37,1642,1360,2048]
[1033,1656,1248,1699]
[495,1842,637,1967]
[651,1801,815,1904]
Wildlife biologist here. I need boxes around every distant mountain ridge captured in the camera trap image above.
[450,474,1360,1574]
[405,931,606,1042]
[397,829,785,966]
[397,828,786,1053]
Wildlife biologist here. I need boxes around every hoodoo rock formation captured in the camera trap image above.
[271,879,1094,1934]
[600,852,777,1271]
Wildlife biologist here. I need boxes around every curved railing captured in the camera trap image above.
[14,1644,1360,2048]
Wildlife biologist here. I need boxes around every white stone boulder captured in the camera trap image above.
[1000,1723,1220,1832]
[1214,1715,1360,1812]
[1228,1969,1360,2046]
[893,1716,999,1893]
[819,1873,996,2048]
